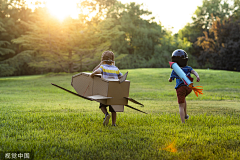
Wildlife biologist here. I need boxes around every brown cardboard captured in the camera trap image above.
[70,72,145,113]
[71,72,93,97]
[111,105,124,112]
[106,80,130,105]
[92,76,109,97]
[124,97,143,106]
[119,72,128,83]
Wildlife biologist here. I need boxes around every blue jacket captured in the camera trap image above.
[170,66,193,89]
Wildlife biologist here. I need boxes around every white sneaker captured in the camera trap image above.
[103,114,110,126]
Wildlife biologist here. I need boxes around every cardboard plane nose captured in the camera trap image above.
[169,61,175,68]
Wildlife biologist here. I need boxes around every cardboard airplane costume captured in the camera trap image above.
[51,72,147,114]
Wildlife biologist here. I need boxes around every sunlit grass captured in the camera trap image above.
[0,68,240,159]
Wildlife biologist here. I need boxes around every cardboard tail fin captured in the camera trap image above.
[119,72,128,83]
[124,97,144,106]
[51,83,93,101]
[125,104,147,114]
[188,84,203,97]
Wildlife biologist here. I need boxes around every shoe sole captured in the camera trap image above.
[103,115,110,126]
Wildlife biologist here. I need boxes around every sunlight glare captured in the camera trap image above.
[46,0,79,21]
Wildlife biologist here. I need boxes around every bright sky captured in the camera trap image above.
[26,0,204,34]
[26,0,80,21]
[120,0,203,34]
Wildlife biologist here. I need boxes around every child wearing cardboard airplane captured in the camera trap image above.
[169,49,203,123]
[91,51,123,126]
[51,52,147,126]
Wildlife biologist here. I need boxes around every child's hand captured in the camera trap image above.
[168,78,172,82]
[91,69,101,78]
[196,77,200,82]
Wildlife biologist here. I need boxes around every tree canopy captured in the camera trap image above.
[13,7,123,73]
[0,0,240,77]
[0,0,33,76]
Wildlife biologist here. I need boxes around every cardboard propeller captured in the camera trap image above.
[52,72,147,114]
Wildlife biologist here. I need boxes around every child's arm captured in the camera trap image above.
[91,68,101,78]
[93,61,102,72]
[191,69,200,82]
[118,75,123,79]
[118,71,123,79]
[169,70,177,82]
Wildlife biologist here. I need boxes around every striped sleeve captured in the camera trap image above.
[99,66,103,73]
[118,71,123,76]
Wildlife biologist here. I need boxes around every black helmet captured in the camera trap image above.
[171,49,188,67]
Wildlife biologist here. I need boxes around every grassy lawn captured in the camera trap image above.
[0,68,240,159]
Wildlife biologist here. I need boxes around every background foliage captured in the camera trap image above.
[0,0,240,77]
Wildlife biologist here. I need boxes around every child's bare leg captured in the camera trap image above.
[111,112,116,125]
[179,103,185,123]
[101,107,108,115]
[184,99,187,116]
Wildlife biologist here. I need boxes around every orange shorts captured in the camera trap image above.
[176,86,192,104]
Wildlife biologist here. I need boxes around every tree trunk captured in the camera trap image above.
[68,50,73,73]
[80,53,82,72]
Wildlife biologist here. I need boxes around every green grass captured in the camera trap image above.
[0,68,240,159]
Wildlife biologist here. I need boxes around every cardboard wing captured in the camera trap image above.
[52,72,147,114]
[71,72,129,105]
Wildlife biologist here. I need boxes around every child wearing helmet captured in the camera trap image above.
[91,51,123,126]
[168,49,200,123]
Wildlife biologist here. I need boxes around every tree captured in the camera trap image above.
[179,0,235,44]
[207,16,240,70]
[178,0,237,68]
[178,22,203,43]
[230,0,240,19]
[79,0,118,22]
[0,0,33,76]
[103,2,165,68]
[192,0,233,30]
[194,31,216,68]
[104,2,194,69]
[0,21,15,76]
[13,7,123,73]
